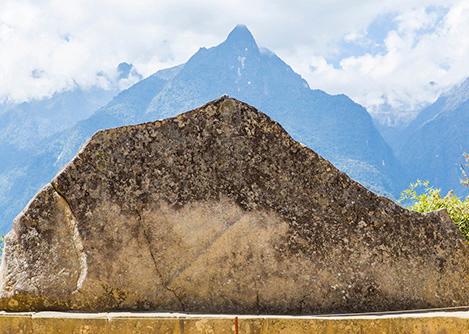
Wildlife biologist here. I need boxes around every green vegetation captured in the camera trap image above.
[400,179,469,241]
[0,235,3,255]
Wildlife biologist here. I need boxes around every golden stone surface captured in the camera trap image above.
[0,311,468,334]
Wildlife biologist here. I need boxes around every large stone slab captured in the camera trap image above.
[0,97,467,313]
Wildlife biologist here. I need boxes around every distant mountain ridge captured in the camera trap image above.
[0,25,403,233]
[0,63,142,231]
[397,77,469,197]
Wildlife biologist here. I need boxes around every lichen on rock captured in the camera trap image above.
[0,96,467,313]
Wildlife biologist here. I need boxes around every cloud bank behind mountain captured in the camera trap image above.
[0,0,468,122]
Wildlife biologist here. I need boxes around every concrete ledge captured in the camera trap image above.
[0,311,468,333]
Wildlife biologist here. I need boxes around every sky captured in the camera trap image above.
[1,0,468,123]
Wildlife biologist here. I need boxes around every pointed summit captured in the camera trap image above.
[224,24,258,50]
[117,62,132,79]
[116,62,142,81]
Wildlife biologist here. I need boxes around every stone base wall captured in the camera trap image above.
[0,311,467,334]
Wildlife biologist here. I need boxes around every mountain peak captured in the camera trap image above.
[117,62,132,79]
[437,76,469,113]
[116,62,142,83]
[224,24,258,50]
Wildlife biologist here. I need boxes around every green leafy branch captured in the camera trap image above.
[399,180,469,241]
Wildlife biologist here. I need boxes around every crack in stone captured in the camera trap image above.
[298,290,315,313]
[136,212,186,311]
[51,182,88,294]
[170,212,246,283]
[255,291,261,314]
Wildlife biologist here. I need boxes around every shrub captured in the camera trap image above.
[400,180,469,241]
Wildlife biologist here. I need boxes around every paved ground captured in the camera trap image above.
[0,309,468,333]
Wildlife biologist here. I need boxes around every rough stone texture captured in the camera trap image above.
[0,96,468,313]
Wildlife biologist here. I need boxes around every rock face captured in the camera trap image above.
[0,97,467,314]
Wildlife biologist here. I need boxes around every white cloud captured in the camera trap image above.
[0,0,467,123]
[290,1,469,123]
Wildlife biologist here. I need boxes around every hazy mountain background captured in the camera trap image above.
[0,63,141,231]
[0,25,467,233]
[392,78,469,197]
